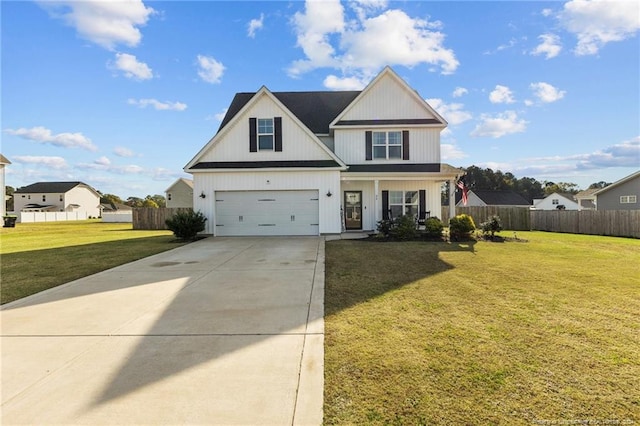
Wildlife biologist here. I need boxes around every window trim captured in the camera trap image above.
[388,190,419,218]
[620,195,637,204]
[257,118,274,151]
[372,131,403,160]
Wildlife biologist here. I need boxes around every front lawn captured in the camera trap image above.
[1,220,186,304]
[324,232,639,424]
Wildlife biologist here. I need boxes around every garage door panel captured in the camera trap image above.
[215,190,319,236]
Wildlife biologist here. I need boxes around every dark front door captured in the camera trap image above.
[344,191,362,230]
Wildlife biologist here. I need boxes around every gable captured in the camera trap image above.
[186,89,345,171]
[331,68,446,127]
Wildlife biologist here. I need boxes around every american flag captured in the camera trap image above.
[456,180,468,206]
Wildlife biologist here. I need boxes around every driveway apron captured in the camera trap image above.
[1,237,324,425]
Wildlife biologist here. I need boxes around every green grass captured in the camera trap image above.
[1,220,186,304]
[324,232,640,425]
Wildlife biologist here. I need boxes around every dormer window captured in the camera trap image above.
[373,131,402,159]
[258,118,274,150]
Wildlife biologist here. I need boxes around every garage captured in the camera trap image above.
[214,190,319,236]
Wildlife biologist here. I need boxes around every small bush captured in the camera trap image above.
[449,214,476,240]
[376,218,394,238]
[423,217,444,238]
[391,215,418,240]
[480,215,503,238]
[165,210,207,241]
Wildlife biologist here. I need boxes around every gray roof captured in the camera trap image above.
[218,91,362,134]
[472,190,531,206]
[15,181,95,194]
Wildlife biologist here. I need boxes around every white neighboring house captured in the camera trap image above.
[532,192,579,210]
[185,66,463,236]
[165,178,194,208]
[13,181,101,217]
[456,190,531,208]
[0,154,10,217]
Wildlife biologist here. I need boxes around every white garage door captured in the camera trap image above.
[214,190,319,236]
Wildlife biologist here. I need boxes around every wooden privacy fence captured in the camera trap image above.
[132,207,192,230]
[531,210,640,238]
[440,206,531,231]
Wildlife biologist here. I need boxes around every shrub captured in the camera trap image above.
[423,216,444,239]
[376,218,394,238]
[480,215,503,238]
[391,215,418,240]
[165,210,207,241]
[449,214,476,240]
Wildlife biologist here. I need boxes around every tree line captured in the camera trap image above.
[443,165,611,205]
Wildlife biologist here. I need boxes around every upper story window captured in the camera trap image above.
[42,195,46,202]
[620,195,637,204]
[167,193,172,201]
[59,194,63,202]
[552,199,559,205]
[258,118,274,150]
[373,131,402,159]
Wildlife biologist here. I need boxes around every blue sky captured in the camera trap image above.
[2,0,639,198]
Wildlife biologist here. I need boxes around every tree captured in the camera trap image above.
[100,193,123,206]
[460,165,544,204]
[542,181,579,196]
[147,194,166,208]
[125,197,144,208]
[589,181,611,189]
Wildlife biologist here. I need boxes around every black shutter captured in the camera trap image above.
[402,130,410,160]
[382,190,389,220]
[419,190,426,220]
[249,118,257,152]
[274,117,282,152]
[365,131,372,161]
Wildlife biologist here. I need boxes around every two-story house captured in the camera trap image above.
[185,67,463,236]
[13,181,101,217]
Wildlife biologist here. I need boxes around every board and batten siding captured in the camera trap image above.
[338,74,437,121]
[334,128,440,165]
[193,170,341,235]
[66,187,100,217]
[199,94,334,163]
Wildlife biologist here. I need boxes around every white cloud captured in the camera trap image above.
[196,55,225,84]
[39,0,154,50]
[531,33,562,59]
[114,146,135,157]
[530,82,566,103]
[471,111,527,138]
[323,74,369,90]
[12,155,68,169]
[559,0,640,56]
[211,108,228,122]
[247,13,264,38]
[288,0,458,82]
[441,143,468,160]
[541,8,554,17]
[4,126,97,151]
[112,53,153,80]
[489,85,515,104]
[95,156,111,166]
[576,136,640,169]
[426,98,472,126]
[452,87,468,98]
[127,98,187,111]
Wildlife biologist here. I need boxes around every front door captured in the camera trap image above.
[344,191,362,230]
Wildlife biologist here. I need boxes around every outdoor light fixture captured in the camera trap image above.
[326,190,333,197]
[199,191,206,199]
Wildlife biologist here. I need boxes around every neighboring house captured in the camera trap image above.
[1,154,10,217]
[593,170,640,211]
[165,178,194,208]
[185,66,463,236]
[575,188,598,211]
[14,181,101,217]
[99,202,133,214]
[532,192,579,210]
[456,190,531,208]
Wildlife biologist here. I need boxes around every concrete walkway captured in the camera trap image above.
[1,237,324,425]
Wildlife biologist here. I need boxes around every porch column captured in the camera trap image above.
[374,179,379,225]
[449,179,456,219]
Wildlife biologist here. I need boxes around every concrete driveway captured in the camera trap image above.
[1,237,324,425]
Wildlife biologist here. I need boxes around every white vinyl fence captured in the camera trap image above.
[101,212,133,223]
[19,211,89,223]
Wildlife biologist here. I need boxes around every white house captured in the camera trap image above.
[532,192,579,210]
[0,154,10,217]
[185,66,463,236]
[165,178,194,208]
[456,190,530,208]
[13,181,101,217]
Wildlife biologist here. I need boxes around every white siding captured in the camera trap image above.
[66,187,101,217]
[341,181,375,230]
[0,164,6,217]
[334,128,441,164]
[532,194,579,210]
[339,74,437,121]
[166,180,194,208]
[380,181,442,220]
[193,170,341,235]
[199,94,334,163]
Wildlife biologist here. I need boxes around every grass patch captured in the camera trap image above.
[324,232,640,424]
[1,220,187,304]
